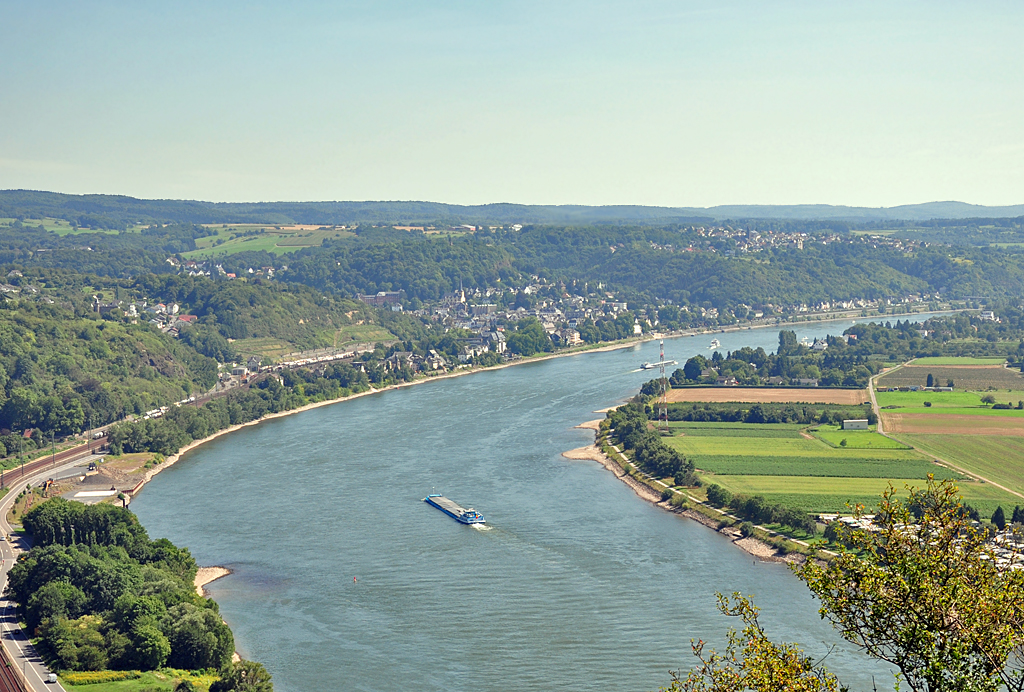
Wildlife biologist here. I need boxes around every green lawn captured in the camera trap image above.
[912,356,1007,365]
[895,433,1024,497]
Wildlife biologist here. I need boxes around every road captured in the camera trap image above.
[0,450,106,692]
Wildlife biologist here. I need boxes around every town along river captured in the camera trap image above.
[132,316,939,692]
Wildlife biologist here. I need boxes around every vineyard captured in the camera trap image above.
[878,364,1024,391]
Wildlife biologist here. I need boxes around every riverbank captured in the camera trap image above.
[564,431,807,564]
[125,305,950,499]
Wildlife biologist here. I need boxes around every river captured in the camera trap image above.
[132,314,939,691]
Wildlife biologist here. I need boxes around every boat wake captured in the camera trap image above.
[471,524,493,531]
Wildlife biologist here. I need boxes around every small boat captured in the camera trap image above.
[709,339,720,349]
[424,494,485,524]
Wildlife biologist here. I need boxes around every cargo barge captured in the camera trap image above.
[424,494,485,524]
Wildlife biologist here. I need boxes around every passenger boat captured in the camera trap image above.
[709,339,721,349]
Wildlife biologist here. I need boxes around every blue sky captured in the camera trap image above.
[1,1,1021,206]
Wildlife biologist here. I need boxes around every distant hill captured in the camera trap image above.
[1,190,1023,227]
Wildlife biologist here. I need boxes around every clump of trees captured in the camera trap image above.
[7,499,235,674]
[703,484,816,535]
[608,402,699,484]
[664,401,876,426]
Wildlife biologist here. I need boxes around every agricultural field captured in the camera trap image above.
[883,413,1024,435]
[878,363,1024,390]
[912,356,1008,365]
[876,390,1024,414]
[665,387,869,405]
[183,224,357,258]
[0,216,134,235]
[662,422,990,513]
[707,475,1008,514]
[230,337,297,360]
[876,389,1024,434]
[811,426,912,449]
[712,479,1009,516]
[894,434,1024,498]
[230,324,395,361]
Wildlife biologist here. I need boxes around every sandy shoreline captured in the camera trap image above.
[195,566,232,597]
[563,442,804,563]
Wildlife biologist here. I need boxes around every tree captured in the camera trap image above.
[660,593,841,692]
[1013,505,1024,526]
[981,394,997,405]
[993,506,1006,530]
[683,355,708,381]
[927,373,935,387]
[797,479,1024,692]
[210,660,273,692]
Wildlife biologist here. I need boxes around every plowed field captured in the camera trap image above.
[666,387,869,404]
[881,413,1024,435]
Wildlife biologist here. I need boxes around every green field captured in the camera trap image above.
[667,433,920,460]
[183,224,357,258]
[810,426,911,449]
[876,390,1024,415]
[0,216,134,235]
[912,356,1007,365]
[696,455,958,479]
[663,420,1020,517]
[709,475,1012,513]
[896,433,1024,497]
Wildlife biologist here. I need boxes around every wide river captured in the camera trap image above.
[133,314,939,691]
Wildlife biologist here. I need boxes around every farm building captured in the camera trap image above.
[842,419,869,430]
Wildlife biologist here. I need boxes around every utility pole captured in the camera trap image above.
[51,431,56,466]
[659,340,669,433]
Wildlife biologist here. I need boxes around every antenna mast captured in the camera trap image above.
[658,340,668,432]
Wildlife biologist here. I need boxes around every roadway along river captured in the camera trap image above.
[133,315,938,691]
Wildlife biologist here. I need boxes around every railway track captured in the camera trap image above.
[2,441,108,491]
[0,644,28,692]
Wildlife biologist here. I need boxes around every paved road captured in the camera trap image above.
[0,453,104,692]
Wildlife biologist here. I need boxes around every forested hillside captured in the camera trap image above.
[0,277,216,443]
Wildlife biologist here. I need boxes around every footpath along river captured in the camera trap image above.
[132,314,941,692]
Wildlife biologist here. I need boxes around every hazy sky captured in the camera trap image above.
[2,1,1022,207]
